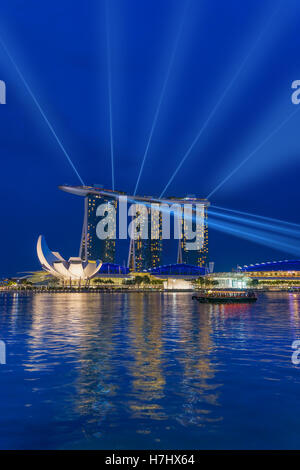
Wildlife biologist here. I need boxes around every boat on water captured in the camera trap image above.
[192,290,257,304]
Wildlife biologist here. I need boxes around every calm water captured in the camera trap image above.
[0,291,300,449]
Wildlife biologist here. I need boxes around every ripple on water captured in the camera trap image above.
[0,292,300,449]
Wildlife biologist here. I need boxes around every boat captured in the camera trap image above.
[192,289,257,304]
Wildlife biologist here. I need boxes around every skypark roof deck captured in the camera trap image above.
[59,185,210,206]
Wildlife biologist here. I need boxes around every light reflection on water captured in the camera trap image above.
[0,292,300,449]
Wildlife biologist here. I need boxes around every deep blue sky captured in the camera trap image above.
[1,0,300,276]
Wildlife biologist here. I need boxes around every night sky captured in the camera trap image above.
[1,0,300,277]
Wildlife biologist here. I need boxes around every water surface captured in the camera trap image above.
[0,292,300,449]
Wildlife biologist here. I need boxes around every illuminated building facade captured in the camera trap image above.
[80,193,117,263]
[59,186,209,271]
[176,199,209,267]
[128,205,162,272]
[206,272,250,289]
[149,263,206,276]
[37,235,102,282]
[99,263,129,275]
[238,260,300,273]
[238,260,300,284]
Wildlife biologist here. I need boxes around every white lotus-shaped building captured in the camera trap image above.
[37,235,102,281]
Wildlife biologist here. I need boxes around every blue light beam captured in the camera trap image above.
[0,37,85,185]
[209,208,300,239]
[208,216,300,257]
[160,3,281,198]
[133,0,189,196]
[106,0,115,191]
[212,204,300,229]
[129,198,300,257]
[207,107,300,199]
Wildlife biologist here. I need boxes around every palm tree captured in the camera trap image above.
[143,275,151,285]
[135,276,144,287]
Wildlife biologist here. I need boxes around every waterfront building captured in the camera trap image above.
[149,263,207,277]
[179,204,208,267]
[206,272,250,289]
[81,192,117,263]
[237,260,300,286]
[99,263,129,275]
[238,259,300,275]
[37,235,102,283]
[167,196,209,267]
[59,185,210,271]
[128,204,163,272]
[163,278,193,290]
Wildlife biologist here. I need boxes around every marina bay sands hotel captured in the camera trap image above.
[60,185,210,273]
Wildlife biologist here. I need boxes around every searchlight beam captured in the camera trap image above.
[106,0,115,191]
[0,37,85,185]
[207,107,300,199]
[133,0,189,196]
[160,4,280,198]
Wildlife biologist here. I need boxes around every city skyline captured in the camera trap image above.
[1,0,300,277]
[60,184,210,271]
[1,1,300,454]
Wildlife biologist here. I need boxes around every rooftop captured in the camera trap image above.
[238,260,300,272]
[59,185,210,206]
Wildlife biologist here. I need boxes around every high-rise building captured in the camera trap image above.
[59,186,209,270]
[177,200,209,267]
[80,193,117,263]
[128,205,162,272]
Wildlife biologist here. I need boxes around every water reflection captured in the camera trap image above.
[30,294,120,429]
[126,294,166,421]
[289,293,300,327]
[1,292,300,449]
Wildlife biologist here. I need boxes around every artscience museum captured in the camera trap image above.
[37,235,102,283]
